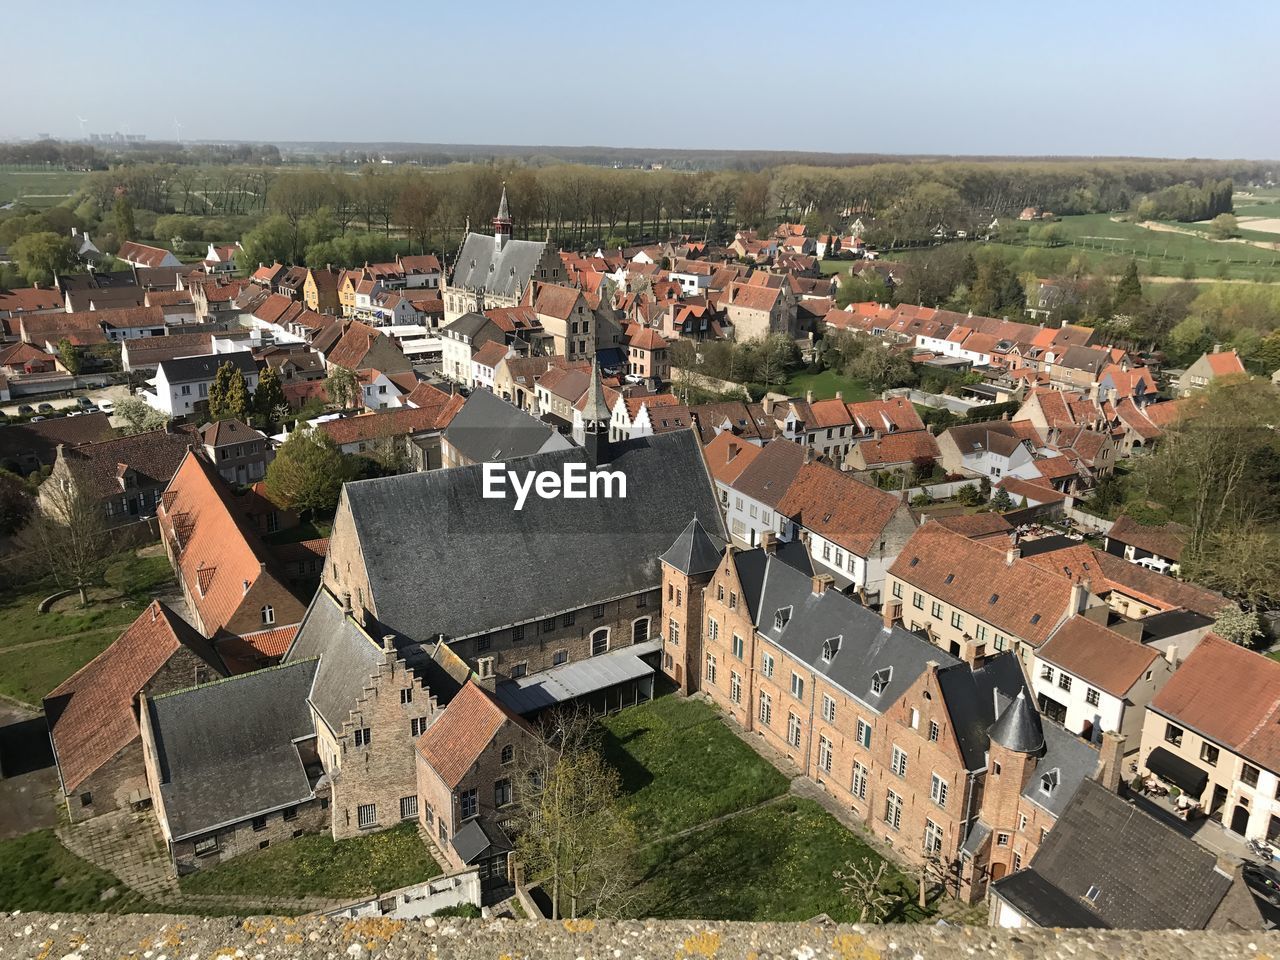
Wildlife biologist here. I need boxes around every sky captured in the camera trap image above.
[6,0,1279,159]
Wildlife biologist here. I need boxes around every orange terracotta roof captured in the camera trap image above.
[0,286,63,314]
[1107,515,1188,562]
[1151,633,1280,770]
[777,460,903,556]
[215,624,299,674]
[320,401,462,445]
[472,340,510,369]
[1205,350,1246,377]
[1023,544,1224,617]
[1039,615,1158,697]
[854,430,939,466]
[416,681,530,789]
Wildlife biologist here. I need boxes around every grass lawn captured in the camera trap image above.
[264,517,334,545]
[0,550,177,703]
[783,369,873,403]
[632,797,927,923]
[0,829,153,913]
[0,168,89,208]
[179,822,440,899]
[600,695,789,842]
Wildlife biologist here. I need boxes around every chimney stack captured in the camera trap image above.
[805,389,814,404]
[382,633,396,653]
[835,391,843,402]
[476,656,496,691]
[727,442,739,463]
[1005,546,1020,566]
[342,591,352,615]
[1164,643,1180,668]
[1097,731,1126,793]
[1069,579,1091,615]
[811,574,834,596]
[761,531,778,556]
[882,597,898,630]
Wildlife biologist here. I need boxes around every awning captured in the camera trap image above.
[495,641,658,715]
[1145,746,1209,797]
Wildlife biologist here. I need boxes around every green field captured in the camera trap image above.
[0,830,153,913]
[783,369,873,402]
[0,167,89,208]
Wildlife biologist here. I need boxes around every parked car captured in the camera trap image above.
[1244,863,1280,908]
[17,404,34,415]
[83,405,100,414]
[98,399,115,414]
[37,403,54,413]
[30,416,46,422]
[75,396,93,409]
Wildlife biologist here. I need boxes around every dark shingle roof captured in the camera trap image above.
[443,389,571,463]
[284,589,384,735]
[988,689,1044,754]
[997,779,1234,929]
[342,430,725,641]
[147,659,319,840]
[659,517,724,576]
[451,233,549,299]
[158,350,257,385]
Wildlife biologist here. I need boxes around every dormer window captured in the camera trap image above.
[871,667,891,696]
[1041,769,1059,795]
[773,606,792,631]
[821,636,841,663]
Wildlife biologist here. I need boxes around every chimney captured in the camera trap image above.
[803,446,813,464]
[762,395,775,415]
[834,391,843,402]
[761,531,778,556]
[342,591,352,615]
[382,633,396,653]
[1005,546,1020,566]
[476,656,496,691]
[1069,579,1089,615]
[1097,731,1126,793]
[811,574,834,596]
[1212,343,1223,354]
[882,598,898,630]
[727,441,740,463]
[1164,643,1180,669]
[805,389,813,404]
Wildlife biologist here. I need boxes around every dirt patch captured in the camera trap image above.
[1238,217,1280,236]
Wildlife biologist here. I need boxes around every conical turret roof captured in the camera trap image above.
[989,689,1044,754]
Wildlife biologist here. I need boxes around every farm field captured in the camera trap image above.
[0,167,89,208]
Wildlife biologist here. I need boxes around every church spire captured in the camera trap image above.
[493,183,513,251]
[580,354,613,465]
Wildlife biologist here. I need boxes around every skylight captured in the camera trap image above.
[944,574,955,585]
[989,594,999,604]
[909,557,920,566]
[1084,884,1100,903]
[1030,613,1041,624]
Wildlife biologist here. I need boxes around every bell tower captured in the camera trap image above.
[493,183,513,252]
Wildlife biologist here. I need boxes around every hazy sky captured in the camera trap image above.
[7,0,1278,158]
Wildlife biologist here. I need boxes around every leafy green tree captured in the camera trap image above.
[114,396,171,434]
[847,347,916,392]
[239,215,295,270]
[11,232,78,285]
[207,361,251,422]
[265,429,358,515]
[1212,605,1263,648]
[113,195,136,241]
[325,365,361,409]
[1208,213,1239,240]
[254,365,288,421]
[1114,259,1143,307]
[55,338,81,376]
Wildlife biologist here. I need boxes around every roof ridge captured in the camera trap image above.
[153,656,318,701]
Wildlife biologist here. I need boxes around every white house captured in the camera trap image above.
[144,350,260,417]
[937,422,1043,483]
[1032,615,1174,747]
[360,370,413,411]
[202,243,240,276]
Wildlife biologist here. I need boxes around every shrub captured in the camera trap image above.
[432,903,482,918]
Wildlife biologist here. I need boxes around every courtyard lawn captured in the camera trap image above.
[632,797,927,923]
[600,695,789,842]
[264,517,334,545]
[0,829,152,913]
[782,369,872,403]
[179,823,440,900]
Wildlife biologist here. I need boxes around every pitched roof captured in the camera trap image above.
[659,517,725,576]
[934,513,1013,542]
[146,659,320,840]
[1039,616,1158,697]
[1150,632,1280,770]
[472,340,510,369]
[1106,515,1188,562]
[1023,544,1225,617]
[730,438,807,509]
[341,430,725,641]
[889,523,1076,647]
[60,425,196,500]
[0,413,113,468]
[995,779,1235,929]
[443,389,568,463]
[44,601,217,792]
[0,286,64,314]
[158,350,257,385]
[777,460,904,556]
[700,430,763,486]
[117,241,177,269]
[854,430,940,467]
[326,320,400,372]
[451,232,549,299]
[284,589,385,734]
[1204,349,1246,377]
[416,680,530,789]
[198,419,263,448]
[532,283,583,321]
[319,402,461,446]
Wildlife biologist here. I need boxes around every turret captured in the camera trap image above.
[493,183,513,251]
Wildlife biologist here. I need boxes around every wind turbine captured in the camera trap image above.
[76,116,87,138]
[173,119,183,143]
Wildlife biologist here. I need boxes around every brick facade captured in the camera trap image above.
[171,790,330,874]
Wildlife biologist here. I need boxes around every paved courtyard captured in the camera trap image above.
[57,808,178,899]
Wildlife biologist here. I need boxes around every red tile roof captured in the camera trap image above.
[996,475,1069,504]
[1023,544,1225,617]
[416,680,531,789]
[854,430,940,467]
[44,602,211,791]
[777,460,904,556]
[1205,350,1246,377]
[0,286,63,314]
[326,320,393,371]
[1107,515,1188,562]
[934,512,1014,542]
[701,431,763,486]
[215,624,300,674]
[1039,615,1158,697]
[117,241,177,269]
[1151,633,1280,771]
[731,438,807,508]
[320,401,462,445]
[61,425,197,500]
[472,340,511,369]
[889,522,1077,647]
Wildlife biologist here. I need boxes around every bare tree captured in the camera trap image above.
[20,477,110,605]
[833,857,900,924]
[511,705,640,920]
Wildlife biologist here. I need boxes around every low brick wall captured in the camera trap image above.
[0,915,1273,959]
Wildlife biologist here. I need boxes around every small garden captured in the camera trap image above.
[0,830,154,914]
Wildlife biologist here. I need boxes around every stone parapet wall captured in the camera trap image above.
[1,915,1273,960]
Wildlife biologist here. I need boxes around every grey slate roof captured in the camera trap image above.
[991,869,1112,929]
[284,589,384,735]
[733,543,812,623]
[936,653,1025,771]
[1023,721,1099,819]
[450,233,548,300]
[147,660,319,840]
[988,689,1045,754]
[442,312,494,340]
[659,517,724,576]
[444,389,572,463]
[998,779,1234,929]
[343,429,726,642]
[497,639,660,715]
[158,349,257,384]
[751,555,960,713]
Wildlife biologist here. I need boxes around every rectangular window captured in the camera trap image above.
[732,634,744,659]
[252,815,267,832]
[996,832,1011,847]
[884,790,903,831]
[928,720,940,742]
[707,617,719,642]
[283,806,298,822]
[931,601,942,619]
[562,612,576,627]
[511,662,527,679]
[1243,763,1260,787]
[950,611,963,630]
[791,672,804,699]
[892,581,902,599]
[553,649,568,666]
[912,592,923,610]
[758,691,772,726]
[730,670,742,704]
[857,718,872,749]
[1165,723,1183,746]
[400,796,418,820]
[818,735,833,772]
[705,653,717,684]
[762,652,775,678]
[924,819,944,855]
[410,717,430,737]
[1058,674,1072,692]
[541,617,557,634]
[459,788,478,820]
[852,761,868,800]
[930,774,948,808]
[512,624,525,642]
[822,694,837,723]
[668,620,680,645]
[354,727,371,747]
[357,803,377,829]
[1018,813,1028,831]
[593,603,605,618]
[729,592,737,610]
[1085,687,1100,707]
[438,818,447,842]
[891,745,908,778]
[994,634,1006,651]
[400,688,413,704]
[495,778,511,807]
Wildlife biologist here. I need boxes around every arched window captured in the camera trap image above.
[590,628,609,657]
[632,618,651,644]
[261,604,275,625]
